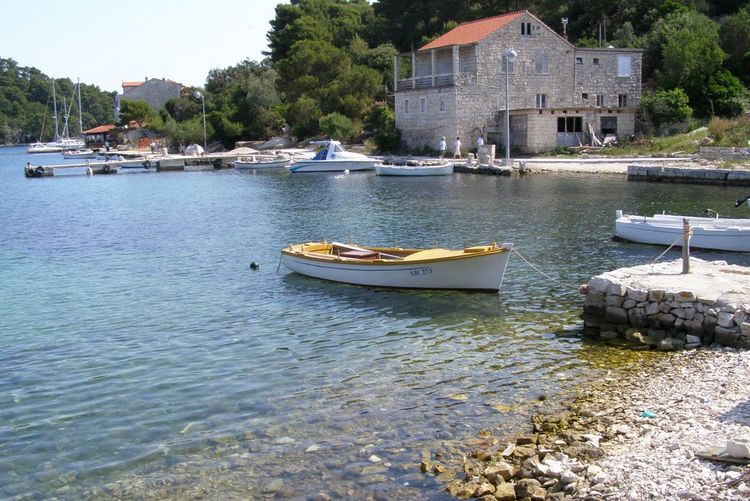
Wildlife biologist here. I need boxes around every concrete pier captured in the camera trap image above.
[581,258,750,350]
[628,165,750,185]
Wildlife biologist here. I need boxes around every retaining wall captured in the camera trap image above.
[627,165,750,186]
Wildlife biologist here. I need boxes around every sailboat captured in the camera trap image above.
[27,78,85,153]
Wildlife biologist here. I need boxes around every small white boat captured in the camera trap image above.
[61,148,97,159]
[615,210,750,252]
[234,154,293,170]
[287,140,380,173]
[376,163,454,176]
[281,241,513,291]
[27,142,63,154]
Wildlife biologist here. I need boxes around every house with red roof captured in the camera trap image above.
[121,77,182,110]
[393,10,642,154]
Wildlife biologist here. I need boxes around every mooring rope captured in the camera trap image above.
[649,235,683,266]
[511,248,577,290]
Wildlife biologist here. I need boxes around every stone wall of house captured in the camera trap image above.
[122,78,181,110]
[395,11,641,152]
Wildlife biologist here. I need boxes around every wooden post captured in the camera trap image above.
[682,218,691,274]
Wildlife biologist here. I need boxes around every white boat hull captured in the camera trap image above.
[281,244,513,291]
[376,163,453,176]
[62,149,97,159]
[288,159,379,172]
[615,212,750,252]
[234,157,292,169]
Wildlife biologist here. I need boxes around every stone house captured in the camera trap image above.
[393,10,642,154]
[121,77,182,110]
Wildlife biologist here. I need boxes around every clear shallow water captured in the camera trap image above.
[1,146,749,499]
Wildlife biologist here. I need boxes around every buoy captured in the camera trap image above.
[250,261,260,270]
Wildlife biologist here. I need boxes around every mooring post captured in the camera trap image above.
[682,218,692,274]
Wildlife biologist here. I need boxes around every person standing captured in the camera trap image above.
[476,135,484,147]
[453,136,462,158]
[438,136,447,160]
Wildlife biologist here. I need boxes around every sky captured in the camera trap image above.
[0,0,287,92]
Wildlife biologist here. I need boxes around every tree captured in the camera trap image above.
[720,7,750,85]
[640,88,692,129]
[118,99,157,129]
[319,112,355,141]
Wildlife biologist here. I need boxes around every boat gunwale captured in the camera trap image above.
[281,244,511,266]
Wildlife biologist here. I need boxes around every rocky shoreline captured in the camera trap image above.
[425,347,750,500]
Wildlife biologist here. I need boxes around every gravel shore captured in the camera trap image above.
[575,347,750,501]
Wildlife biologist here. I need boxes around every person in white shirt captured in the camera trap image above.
[438,136,447,160]
[476,135,484,146]
[453,137,462,158]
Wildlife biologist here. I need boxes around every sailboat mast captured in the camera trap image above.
[51,78,60,141]
[77,78,83,137]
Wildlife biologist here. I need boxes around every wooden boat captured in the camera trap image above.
[281,241,513,291]
[287,140,380,173]
[234,153,292,170]
[615,210,750,252]
[376,163,453,176]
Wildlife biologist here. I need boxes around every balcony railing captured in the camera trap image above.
[397,73,455,91]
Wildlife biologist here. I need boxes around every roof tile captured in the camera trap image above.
[420,11,525,51]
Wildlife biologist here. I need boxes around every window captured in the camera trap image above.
[501,54,515,74]
[557,117,583,133]
[420,97,426,113]
[596,95,605,107]
[439,97,445,112]
[536,94,547,109]
[404,99,410,114]
[617,56,631,77]
[582,93,589,100]
[575,57,583,65]
[618,94,628,107]
[521,22,532,36]
[535,52,548,74]
[593,58,600,65]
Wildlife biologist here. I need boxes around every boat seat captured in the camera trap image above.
[338,249,379,259]
[403,249,461,261]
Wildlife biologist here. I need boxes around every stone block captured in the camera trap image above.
[743,323,750,336]
[685,308,696,320]
[607,282,627,296]
[649,313,676,329]
[645,302,660,315]
[676,291,696,302]
[588,277,611,294]
[626,287,648,302]
[703,315,718,335]
[735,310,748,325]
[585,292,605,304]
[739,335,750,350]
[606,295,625,307]
[659,302,672,313]
[601,330,619,339]
[714,327,741,348]
[672,308,686,319]
[628,307,648,327]
[648,289,665,302]
[684,319,705,337]
[583,302,606,317]
[605,306,629,324]
[718,311,736,329]
[658,338,685,351]
[623,299,637,309]
[648,329,667,343]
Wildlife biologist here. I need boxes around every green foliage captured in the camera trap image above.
[720,7,750,85]
[319,112,355,142]
[640,88,693,129]
[364,105,400,152]
[699,70,748,117]
[118,99,158,130]
[287,96,322,139]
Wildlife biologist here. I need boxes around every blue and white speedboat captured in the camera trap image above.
[287,140,380,173]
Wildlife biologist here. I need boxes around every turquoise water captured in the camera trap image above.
[1,146,748,499]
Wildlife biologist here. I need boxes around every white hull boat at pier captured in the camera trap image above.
[287,140,380,173]
[615,210,750,252]
[376,163,454,176]
[27,142,63,154]
[281,241,513,291]
[234,153,293,170]
[62,148,97,159]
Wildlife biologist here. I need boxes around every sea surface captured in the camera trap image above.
[1,146,748,500]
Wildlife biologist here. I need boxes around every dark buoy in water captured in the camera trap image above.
[250,261,260,270]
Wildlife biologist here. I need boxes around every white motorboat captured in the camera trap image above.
[615,210,750,252]
[376,163,454,176]
[27,142,63,154]
[234,153,293,170]
[281,241,513,291]
[287,140,380,173]
[61,148,97,159]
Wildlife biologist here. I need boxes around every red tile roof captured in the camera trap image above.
[420,11,525,51]
[121,81,143,88]
[82,124,115,134]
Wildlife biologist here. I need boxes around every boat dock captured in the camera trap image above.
[24,153,241,178]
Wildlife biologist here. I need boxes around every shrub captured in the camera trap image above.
[640,88,692,130]
[318,112,355,142]
[363,105,400,153]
